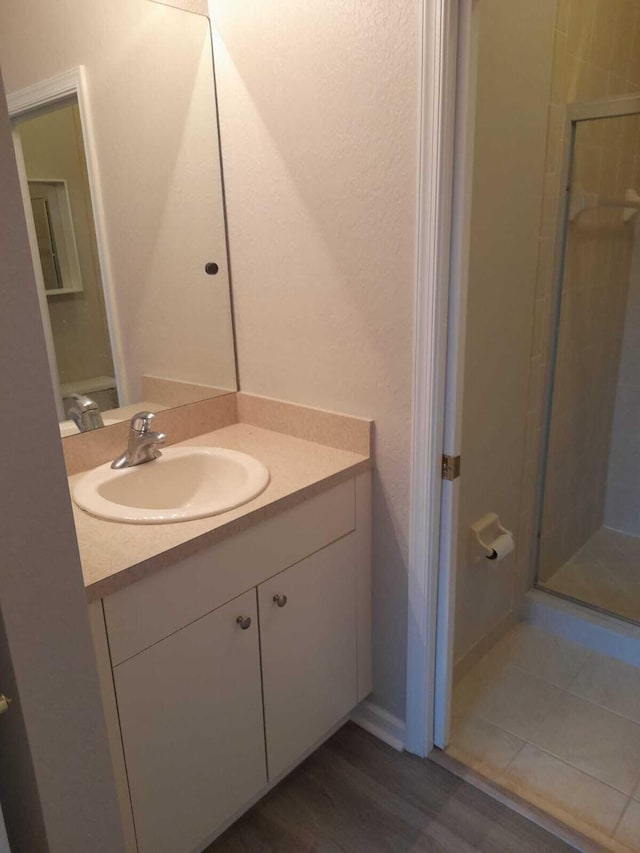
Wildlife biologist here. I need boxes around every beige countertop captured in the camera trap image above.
[72,422,370,602]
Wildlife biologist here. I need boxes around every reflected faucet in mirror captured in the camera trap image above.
[67,393,104,433]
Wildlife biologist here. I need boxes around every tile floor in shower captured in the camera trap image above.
[542,527,640,623]
[446,622,640,851]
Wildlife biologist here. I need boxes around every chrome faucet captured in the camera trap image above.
[111,412,166,470]
[68,393,105,432]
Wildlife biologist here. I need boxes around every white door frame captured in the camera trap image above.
[405,0,475,757]
[7,67,129,406]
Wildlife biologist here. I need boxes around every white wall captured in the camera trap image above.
[209,0,421,719]
[0,70,124,853]
[0,0,236,403]
[152,0,208,13]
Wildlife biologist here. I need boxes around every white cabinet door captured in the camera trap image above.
[258,534,358,780]
[113,590,266,853]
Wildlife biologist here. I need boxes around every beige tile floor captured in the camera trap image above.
[447,622,640,851]
[542,528,640,623]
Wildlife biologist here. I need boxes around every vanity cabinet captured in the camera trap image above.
[259,533,357,779]
[114,590,266,853]
[91,472,371,853]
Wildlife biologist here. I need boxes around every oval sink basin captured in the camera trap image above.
[72,447,270,524]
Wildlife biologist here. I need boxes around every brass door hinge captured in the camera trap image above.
[441,454,461,481]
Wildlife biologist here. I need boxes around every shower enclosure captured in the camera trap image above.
[536,96,640,624]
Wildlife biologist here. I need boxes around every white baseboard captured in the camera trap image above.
[351,700,405,752]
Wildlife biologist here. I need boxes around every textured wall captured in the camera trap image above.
[209,0,421,719]
[529,0,640,583]
[0,0,236,404]
[151,0,208,15]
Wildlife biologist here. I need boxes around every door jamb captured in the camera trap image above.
[405,0,473,756]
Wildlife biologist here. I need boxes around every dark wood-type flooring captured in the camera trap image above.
[207,723,576,852]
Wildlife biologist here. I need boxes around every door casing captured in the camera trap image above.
[405,0,475,756]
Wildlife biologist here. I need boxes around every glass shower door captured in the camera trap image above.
[536,101,640,624]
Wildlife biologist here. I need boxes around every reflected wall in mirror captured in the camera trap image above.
[537,99,640,624]
[16,99,121,428]
[0,0,237,438]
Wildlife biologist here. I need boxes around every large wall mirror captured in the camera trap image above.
[0,0,237,438]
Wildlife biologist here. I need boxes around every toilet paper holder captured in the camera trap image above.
[471,513,514,561]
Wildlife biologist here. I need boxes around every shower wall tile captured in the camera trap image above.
[556,0,570,35]
[566,0,595,61]
[631,15,640,86]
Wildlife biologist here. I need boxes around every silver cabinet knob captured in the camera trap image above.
[236,616,252,630]
[273,594,288,608]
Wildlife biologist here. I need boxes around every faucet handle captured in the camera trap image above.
[130,412,156,434]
